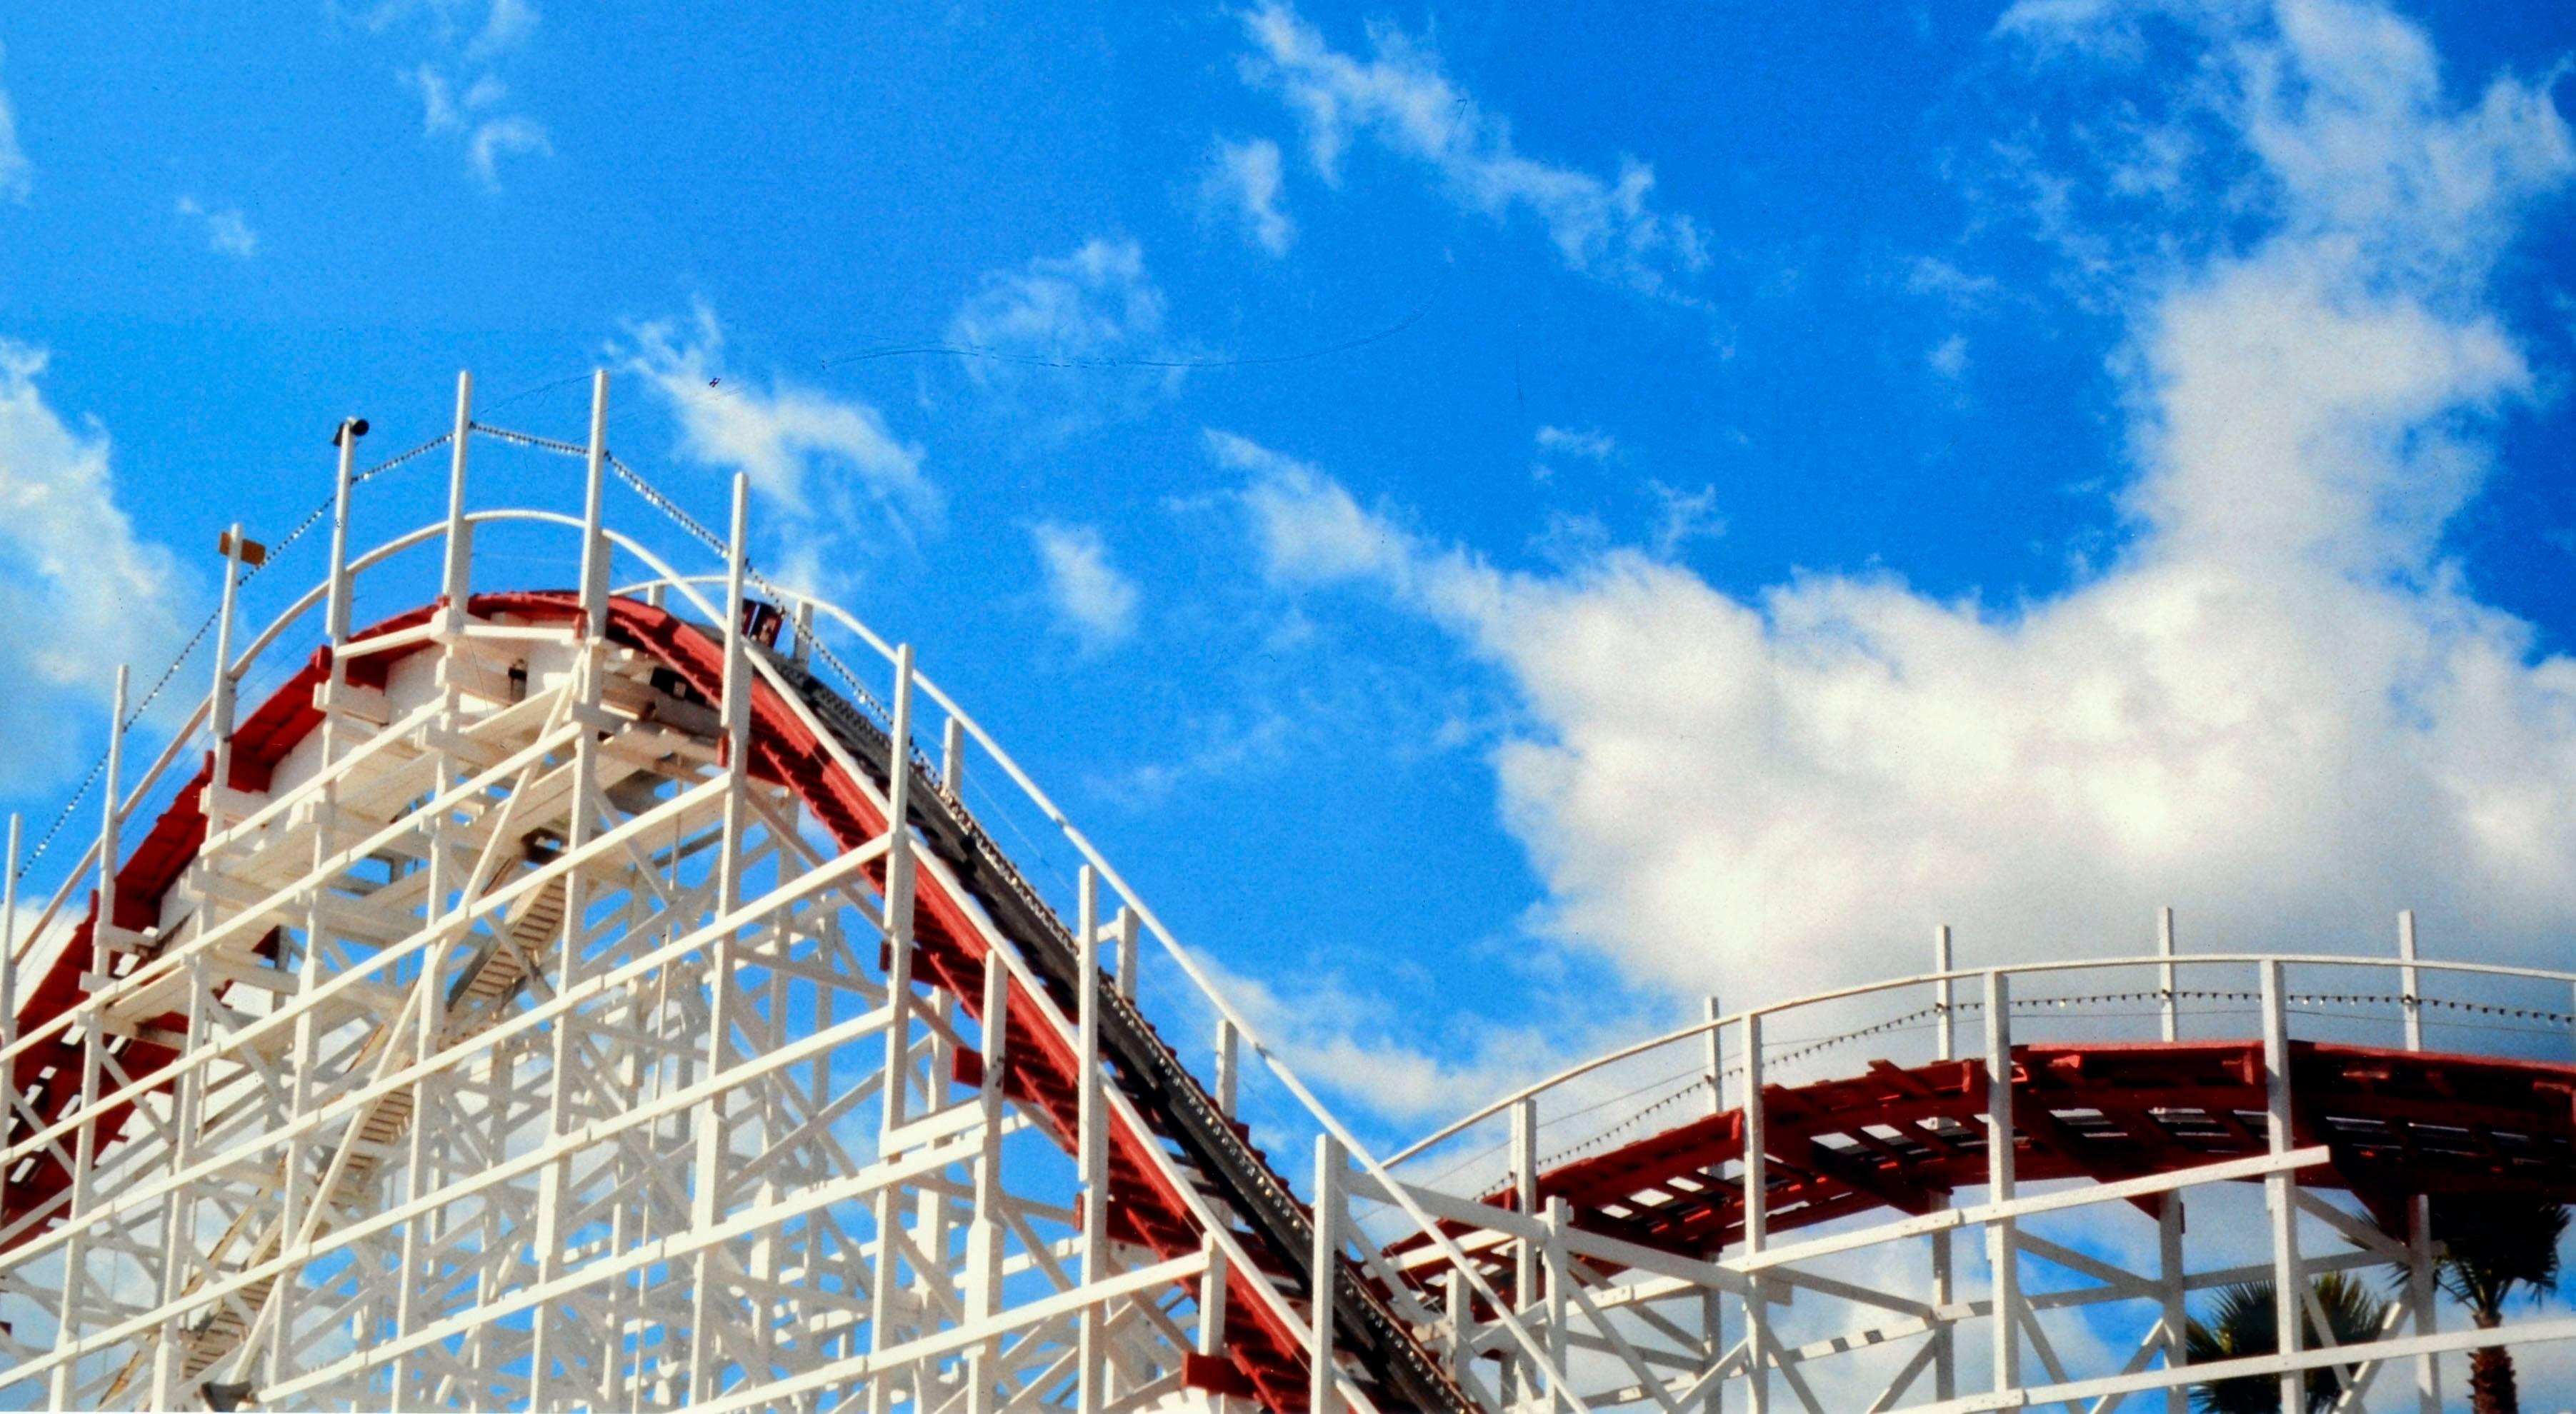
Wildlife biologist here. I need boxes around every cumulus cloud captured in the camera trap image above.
[1224,0,2576,1008]
[1203,136,1295,256]
[1031,521,1139,648]
[0,343,186,783]
[1237,1,1710,308]
[174,196,258,259]
[624,303,936,586]
[0,46,28,203]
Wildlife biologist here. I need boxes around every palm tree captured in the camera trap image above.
[2407,1196,2569,1414]
[2184,1273,2387,1413]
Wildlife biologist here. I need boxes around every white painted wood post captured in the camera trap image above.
[1702,994,1726,1414]
[1741,1009,1769,1414]
[209,523,248,806]
[717,473,754,914]
[1214,1016,1239,1120]
[2260,958,2302,1414]
[2397,911,2441,1413]
[1985,969,2020,1394]
[1511,1095,1540,1410]
[942,716,965,798]
[1076,865,1109,1414]
[1542,1194,1571,1411]
[439,370,474,627]
[1312,1131,1344,1414]
[0,814,16,1058]
[1930,927,1956,1404]
[879,643,919,1134]
[49,667,124,1408]
[579,370,610,640]
[2158,907,2178,1043]
[2159,1191,2187,1414]
[967,947,1011,1414]
[1114,906,1139,1003]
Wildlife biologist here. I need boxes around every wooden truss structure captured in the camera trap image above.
[4,372,2573,1412]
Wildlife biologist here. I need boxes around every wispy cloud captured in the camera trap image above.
[623,302,936,588]
[466,112,550,189]
[1202,136,1295,256]
[1220,2,2576,1006]
[948,237,1182,433]
[1031,521,1139,648]
[0,341,188,783]
[379,0,549,191]
[174,196,259,259]
[1237,1,1711,310]
[1534,425,1616,461]
[0,45,31,202]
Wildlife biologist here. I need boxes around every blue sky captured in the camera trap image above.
[3,0,2575,1145]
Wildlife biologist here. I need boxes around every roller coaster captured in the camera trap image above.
[3,371,2571,1411]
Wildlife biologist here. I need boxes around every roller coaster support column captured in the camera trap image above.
[1984,968,2020,1394]
[1700,994,1724,1414]
[2158,908,2178,1043]
[2398,911,2439,1414]
[866,639,921,1414]
[967,948,1012,1414]
[439,371,474,631]
[2156,913,2186,1412]
[1511,1095,1538,1410]
[2260,959,2303,1413]
[1312,1133,1344,1414]
[1929,929,1957,1405]
[1076,865,1110,1414]
[1740,1009,1769,1414]
[49,665,125,1409]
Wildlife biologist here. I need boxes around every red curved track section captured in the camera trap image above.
[1,593,1316,1408]
[1404,1040,2576,1295]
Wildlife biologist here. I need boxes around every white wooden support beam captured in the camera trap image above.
[1983,969,2018,1395]
[209,523,248,803]
[1114,906,1138,1003]
[2260,958,2301,1414]
[1312,1130,1344,1414]
[2158,1185,2186,1414]
[1214,1016,1239,1120]
[439,369,474,630]
[1542,1194,1570,1413]
[1928,929,1955,1405]
[49,666,123,1409]
[942,716,964,798]
[878,641,919,1136]
[2397,909,2422,1052]
[1511,1095,1539,1410]
[1076,864,1109,1414]
[578,369,611,641]
[2158,907,2178,1043]
[1702,993,1726,1414]
[1742,1008,1769,1414]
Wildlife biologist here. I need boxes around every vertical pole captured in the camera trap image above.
[1929,928,1956,1404]
[690,472,753,1405]
[1985,970,2019,1395]
[2397,909,2422,1053]
[2158,907,2178,1043]
[966,948,1011,1414]
[209,525,247,810]
[1542,1195,1571,1413]
[1076,866,1109,1414]
[439,370,475,626]
[0,814,16,1055]
[324,428,359,647]
[579,370,611,641]
[50,668,125,1408]
[2159,1194,2187,1414]
[942,717,965,798]
[1510,1096,1539,1409]
[1114,906,1139,1003]
[878,642,919,1133]
[1740,1011,1769,1414]
[1214,1017,1239,1120]
[1701,995,1726,1414]
[1311,1132,1344,1414]
[2260,959,2301,1414]
[717,473,753,915]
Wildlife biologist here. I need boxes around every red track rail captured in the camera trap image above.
[1402,1040,2576,1295]
[3,595,1317,1408]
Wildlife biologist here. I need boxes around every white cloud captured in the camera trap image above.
[624,303,937,584]
[1237,1,1710,307]
[1031,521,1139,648]
[948,238,1182,431]
[0,341,187,784]
[174,196,258,259]
[1203,136,1295,256]
[1534,425,1617,461]
[0,45,29,203]
[1926,332,1970,380]
[466,114,550,190]
[466,0,537,59]
[1222,1,2576,1009]
[1643,480,1722,557]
